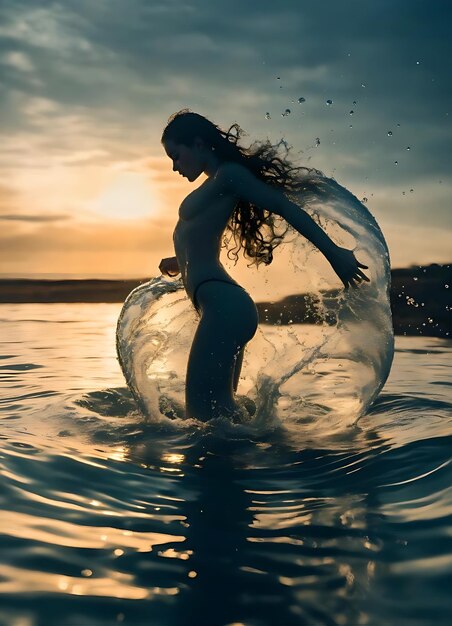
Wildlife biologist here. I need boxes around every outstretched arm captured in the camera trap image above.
[215,163,369,288]
[269,196,369,288]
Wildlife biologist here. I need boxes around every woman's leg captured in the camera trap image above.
[233,347,245,393]
[185,315,241,420]
[185,282,258,421]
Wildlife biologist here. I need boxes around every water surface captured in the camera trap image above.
[0,303,451,626]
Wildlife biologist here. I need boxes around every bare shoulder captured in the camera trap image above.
[214,161,288,214]
[214,162,261,201]
[215,162,253,186]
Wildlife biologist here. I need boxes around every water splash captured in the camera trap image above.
[116,175,393,435]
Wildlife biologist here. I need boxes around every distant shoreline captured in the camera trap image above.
[0,264,450,338]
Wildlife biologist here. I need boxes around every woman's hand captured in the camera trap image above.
[327,246,370,289]
[159,256,180,278]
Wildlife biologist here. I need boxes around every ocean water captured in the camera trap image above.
[0,302,451,626]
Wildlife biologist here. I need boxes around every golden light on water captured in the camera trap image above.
[0,565,183,600]
[0,564,151,599]
[157,548,193,560]
[109,446,127,462]
[161,453,185,465]
[0,511,185,551]
[0,508,188,599]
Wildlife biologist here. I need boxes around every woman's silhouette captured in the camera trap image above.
[159,110,368,422]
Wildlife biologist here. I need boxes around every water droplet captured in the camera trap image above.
[402,191,406,195]
[361,83,366,88]
[397,123,401,127]
[416,61,420,65]
[297,97,306,104]
[445,284,450,289]
[349,110,354,115]
[394,160,398,165]
[281,108,291,117]
[265,112,271,119]
[353,100,357,105]
[276,76,281,79]
[387,131,393,136]
[406,146,411,150]
[410,188,414,192]
[326,99,333,106]
[413,277,418,281]
[349,124,353,128]
[362,197,368,203]
[315,138,320,147]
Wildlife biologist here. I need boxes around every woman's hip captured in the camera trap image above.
[194,279,258,338]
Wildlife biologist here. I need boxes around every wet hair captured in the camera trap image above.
[161,109,322,267]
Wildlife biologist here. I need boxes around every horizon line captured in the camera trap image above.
[1,262,451,281]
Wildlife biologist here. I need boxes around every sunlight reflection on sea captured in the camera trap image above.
[0,303,451,626]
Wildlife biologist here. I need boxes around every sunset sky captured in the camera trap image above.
[0,0,450,277]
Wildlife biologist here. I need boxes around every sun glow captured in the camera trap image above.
[89,172,162,220]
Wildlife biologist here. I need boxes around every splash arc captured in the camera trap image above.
[116,173,394,433]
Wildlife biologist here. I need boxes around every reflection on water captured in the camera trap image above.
[0,304,451,626]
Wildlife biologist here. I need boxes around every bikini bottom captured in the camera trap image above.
[192,278,245,314]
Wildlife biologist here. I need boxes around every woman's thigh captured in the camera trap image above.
[185,281,258,419]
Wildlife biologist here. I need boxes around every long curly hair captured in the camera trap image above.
[161,109,322,267]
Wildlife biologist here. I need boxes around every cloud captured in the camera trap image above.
[2,50,33,72]
[0,0,450,274]
[0,213,71,222]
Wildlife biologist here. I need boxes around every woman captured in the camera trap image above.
[159,110,368,422]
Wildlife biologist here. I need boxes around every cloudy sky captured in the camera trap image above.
[0,0,450,277]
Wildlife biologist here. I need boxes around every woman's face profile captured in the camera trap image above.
[163,138,204,182]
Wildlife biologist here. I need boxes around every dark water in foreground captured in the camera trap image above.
[0,304,451,626]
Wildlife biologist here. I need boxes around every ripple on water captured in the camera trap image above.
[0,309,450,626]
